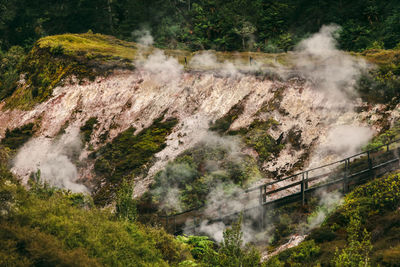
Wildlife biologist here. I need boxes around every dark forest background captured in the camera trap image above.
[1,0,400,52]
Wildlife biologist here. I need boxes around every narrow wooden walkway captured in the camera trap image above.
[160,138,400,235]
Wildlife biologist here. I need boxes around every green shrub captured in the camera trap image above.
[148,140,260,212]
[201,216,261,267]
[80,117,98,143]
[1,122,35,150]
[0,223,101,267]
[0,165,193,266]
[309,227,336,243]
[177,235,215,260]
[0,46,26,101]
[115,179,137,222]
[266,240,321,266]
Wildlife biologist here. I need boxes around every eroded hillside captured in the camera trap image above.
[0,30,399,214]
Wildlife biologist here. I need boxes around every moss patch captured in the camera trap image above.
[242,119,283,163]
[37,33,138,60]
[356,49,400,104]
[209,96,248,133]
[1,123,35,150]
[92,116,178,206]
[80,117,98,144]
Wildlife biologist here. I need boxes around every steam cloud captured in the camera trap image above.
[322,125,374,158]
[132,28,154,46]
[141,50,183,83]
[306,190,343,231]
[294,24,367,107]
[190,51,242,77]
[12,128,87,193]
[142,25,374,246]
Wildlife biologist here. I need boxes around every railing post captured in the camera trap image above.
[368,151,372,170]
[305,171,309,190]
[343,159,348,194]
[174,215,177,234]
[166,214,169,232]
[263,185,267,203]
[301,173,305,206]
[259,186,264,230]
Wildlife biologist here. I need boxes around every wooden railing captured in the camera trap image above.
[158,138,400,234]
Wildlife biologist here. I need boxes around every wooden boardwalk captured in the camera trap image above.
[159,138,400,235]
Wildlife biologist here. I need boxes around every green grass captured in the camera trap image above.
[37,33,139,60]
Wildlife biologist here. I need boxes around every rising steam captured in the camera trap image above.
[12,128,87,193]
[294,24,367,107]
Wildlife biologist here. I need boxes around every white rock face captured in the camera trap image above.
[0,68,398,195]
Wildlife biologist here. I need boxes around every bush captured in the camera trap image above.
[80,117,98,143]
[1,123,35,150]
[0,46,26,100]
[201,216,261,267]
[0,165,193,266]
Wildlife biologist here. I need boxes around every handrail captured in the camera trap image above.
[246,137,400,193]
[160,137,400,223]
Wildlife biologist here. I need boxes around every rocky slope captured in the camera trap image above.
[0,32,399,209]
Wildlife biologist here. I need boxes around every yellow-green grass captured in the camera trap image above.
[37,33,290,68]
[33,33,398,70]
[359,49,400,66]
[37,33,139,60]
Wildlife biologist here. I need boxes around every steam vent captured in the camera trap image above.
[1,2,400,265]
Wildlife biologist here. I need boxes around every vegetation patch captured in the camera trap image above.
[356,49,400,104]
[364,120,400,151]
[1,123,36,150]
[241,119,283,163]
[3,34,136,110]
[209,96,248,134]
[267,171,400,266]
[141,140,261,213]
[0,152,192,266]
[92,115,178,206]
[0,46,26,101]
[80,117,98,144]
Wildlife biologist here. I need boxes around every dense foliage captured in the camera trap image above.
[1,122,35,150]
[178,216,261,267]
[266,171,400,266]
[1,0,400,52]
[0,146,193,266]
[145,141,261,213]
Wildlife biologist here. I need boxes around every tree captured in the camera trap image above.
[332,215,372,267]
[234,21,256,51]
